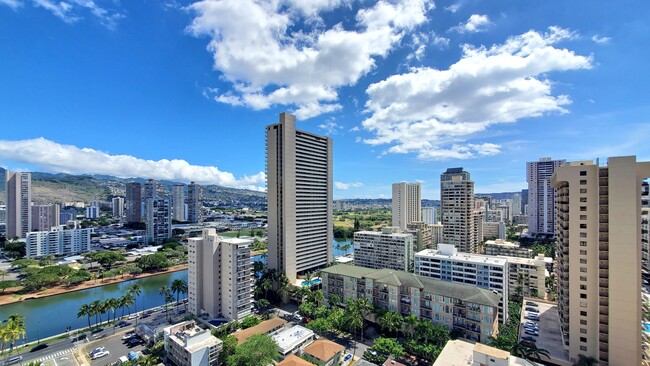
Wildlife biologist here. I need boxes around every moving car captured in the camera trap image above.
[30,344,48,352]
[92,350,110,360]
[3,356,22,366]
[89,346,106,356]
[521,336,536,342]
[117,320,131,328]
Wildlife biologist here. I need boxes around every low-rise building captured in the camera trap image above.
[163,321,222,366]
[277,355,315,366]
[433,339,533,366]
[273,326,315,356]
[353,228,414,271]
[233,317,287,345]
[484,239,532,259]
[499,255,546,299]
[302,339,344,366]
[321,264,501,343]
[406,221,433,251]
[25,225,92,257]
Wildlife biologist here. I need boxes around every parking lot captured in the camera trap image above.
[518,298,568,363]
[84,330,146,366]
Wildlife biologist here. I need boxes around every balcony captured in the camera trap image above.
[599,306,608,316]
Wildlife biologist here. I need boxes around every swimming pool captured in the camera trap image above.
[208,319,229,327]
[643,322,650,333]
[301,278,322,287]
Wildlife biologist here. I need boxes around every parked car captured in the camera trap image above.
[526,301,539,306]
[89,346,106,356]
[525,307,539,313]
[128,351,140,361]
[92,350,110,360]
[524,324,539,331]
[521,336,536,342]
[525,316,539,321]
[122,332,136,340]
[127,337,144,347]
[525,330,539,336]
[526,312,540,318]
[2,356,22,366]
[344,353,352,362]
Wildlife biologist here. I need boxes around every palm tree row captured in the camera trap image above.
[77,293,135,330]
[0,314,25,357]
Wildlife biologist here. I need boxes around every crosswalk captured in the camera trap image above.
[34,348,74,362]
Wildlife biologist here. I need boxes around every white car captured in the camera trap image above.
[89,347,106,356]
[92,350,110,360]
[122,332,136,340]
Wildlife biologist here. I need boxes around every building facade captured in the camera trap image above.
[551,156,650,365]
[31,204,55,232]
[414,245,508,323]
[406,221,433,251]
[163,321,222,366]
[422,207,436,225]
[392,182,421,230]
[173,184,186,222]
[25,225,92,257]
[266,112,333,282]
[145,198,171,244]
[527,157,565,237]
[484,239,532,258]
[321,264,501,343]
[187,182,203,224]
[188,229,253,321]
[500,255,546,299]
[440,168,476,253]
[125,182,142,223]
[143,179,160,200]
[6,171,31,239]
[85,200,101,219]
[353,228,414,272]
[112,197,124,219]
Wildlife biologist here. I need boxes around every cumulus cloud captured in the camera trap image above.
[335,181,363,190]
[362,26,593,160]
[451,14,491,33]
[318,120,343,135]
[0,138,266,191]
[592,35,611,44]
[186,0,432,120]
[3,0,124,29]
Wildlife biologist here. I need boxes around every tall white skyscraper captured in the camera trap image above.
[6,171,31,239]
[526,157,565,237]
[145,198,171,244]
[421,207,436,224]
[172,184,186,222]
[187,182,202,224]
[440,168,476,253]
[188,229,253,321]
[266,112,333,282]
[112,197,124,219]
[392,182,421,230]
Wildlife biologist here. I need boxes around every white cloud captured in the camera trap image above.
[349,126,360,132]
[451,14,491,33]
[186,0,431,119]
[362,27,593,160]
[0,0,22,10]
[432,34,450,49]
[335,181,363,190]
[0,138,266,191]
[14,0,125,29]
[318,120,343,135]
[592,35,611,44]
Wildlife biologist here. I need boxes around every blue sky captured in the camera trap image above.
[0,0,649,199]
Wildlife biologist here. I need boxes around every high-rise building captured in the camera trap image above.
[527,157,565,237]
[421,207,436,224]
[392,182,421,230]
[6,171,31,239]
[415,244,508,323]
[266,112,333,282]
[143,179,160,200]
[0,205,6,225]
[125,182,142,223]
[440,168,475,253]
[511,193,522,216]
[643,182,649,272]
[406,221,433,251]
[431,222,443,247]
[521,188,528,215]
[187,182,202,224]
[50,203,60,228]
[145,198,171,244]
[188,229,253,321]
[26,225,92,257]
[85,200,100,219]
[60,208,76,225]
[353,228,414,271]
[31,205,55,232]
[500,255,546,300]
[112,197,124,219]
[551,156,650,365]
[172,184,186,222]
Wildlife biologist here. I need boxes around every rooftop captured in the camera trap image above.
[303,339,344,362]
[415,246,508,266]
[234,317,286,345]
[272,326,314,354]
[433,340,532,366]
[485,239,521,247]
[276,355,314,366]
[499,256,545,266]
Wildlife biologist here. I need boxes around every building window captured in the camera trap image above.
[580,293,587,299]
[580,276,587,281]
[580,224,587,229]
[580,188,587,193]
[580,328,587,334]
[580,241,587,246]
[580,232,587,238]
[580,197,587,202]
[580,206,587,211]
[581,337,588,342]
[580,259,587,264]
[580,346,587,351]
[580,267,587,273]
[580,284,587,290]
[580,320,587,325]
[580,311,587,316]
[580,171,587,176]
[580,180,587,185]
[580,215,587,220]
[580,250,587,255]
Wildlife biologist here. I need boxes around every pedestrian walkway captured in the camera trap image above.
[34,348,74,362]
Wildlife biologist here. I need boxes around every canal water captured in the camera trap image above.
[0,239,353,342]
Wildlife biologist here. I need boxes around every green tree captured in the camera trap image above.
[220,334,238,362]
[306,317,331,336]
[171,279,188,309]
[378,311,402,337]
[227,334,279,366]
[90,300,102,327]
[328,294,341,307]
[136,253,172,271]
[240,316,261,329]
[159,285,173,322]
[402,314,418,339]
[0,281,19,293]
[77,304,92,330]
[371,337,404,361]
[128,283,142,322]
[573,354,599,366]
[255,299,270,313]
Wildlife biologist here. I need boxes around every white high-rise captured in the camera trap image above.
[440,168,476,253]
[145,198,171,244]
[187,182,202,224]
[353,228,414,271]
[172,184,186,222]
[527,157,565,237]
[266,112,333,283]
[421,207,436,224]
[26,225,92,257]
[6,171,31,239]
[392,182,421,230]
[188,229,253,321]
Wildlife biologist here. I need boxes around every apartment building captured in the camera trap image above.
[85,201,100,219]
[440,168,476,253]
[125,182,142,223]
[353,228,414,272]
[112,197,124,219]
[173,184,186,222]
[143,179,160,200]
[499,255,546,299]
[266,112,333,283]
[25,225,92,257]
[484,239,532,259]
[431,222,443,248]
[163,321,222,366]
[188,229,253,321]
[392,182,421,230]
[527,157,565,237]
[6,171,31,239]
[31,204,56,232]
[187,182,203,224]
[145,197,171,244]
[406,221,433,251]
[422,207,436,224]
[321,264,501,343]
[551,156,650,365]
[414,244,508,323]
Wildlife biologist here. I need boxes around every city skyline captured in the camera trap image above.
[1,0,649,200]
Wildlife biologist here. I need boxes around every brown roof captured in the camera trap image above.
[303,339,345,362]
[277,355,315,366]
[382,358,407,366]
[233,317,287,345]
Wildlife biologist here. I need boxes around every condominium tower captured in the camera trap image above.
[112,197,124,219]
[353,228,414,271]
[527,157,565,237]
[422,207,436,224]
[440,168,476,253]
[26,225,92,257]
[552,156,650,365]
[187,182,202,224]
[6,171,31,239]
[392,182,421,230]
[125,182,142,223]
[172,184,186,222]
[145,198,172,244]
[31,205,56,232]
[266,112,333,282]
[188,229,253,321]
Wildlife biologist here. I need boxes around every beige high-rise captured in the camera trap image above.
[6,171,31,239]
[552,156,650,365]
[266,112,333,283]
[440,168,476,253]
[392,182,421,230]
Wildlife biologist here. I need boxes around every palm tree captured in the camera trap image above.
[107,298,120,324]
[355,298,371,340]
[378,311,402,337]
[0,270,6,281]
[403,314,418,339]
[5,316,25,352]
[121,294,135,318]
[77,304,92,330]
[128,283,142,323]
[260,278,273,300]
[415,319,435,343]
[0,324,11,356]
[159,285,173,322]
[89,300,102,327]
[573,354,599,366]
[524,343,550,362]
[328,294,341,308]
[171,279,188,309]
